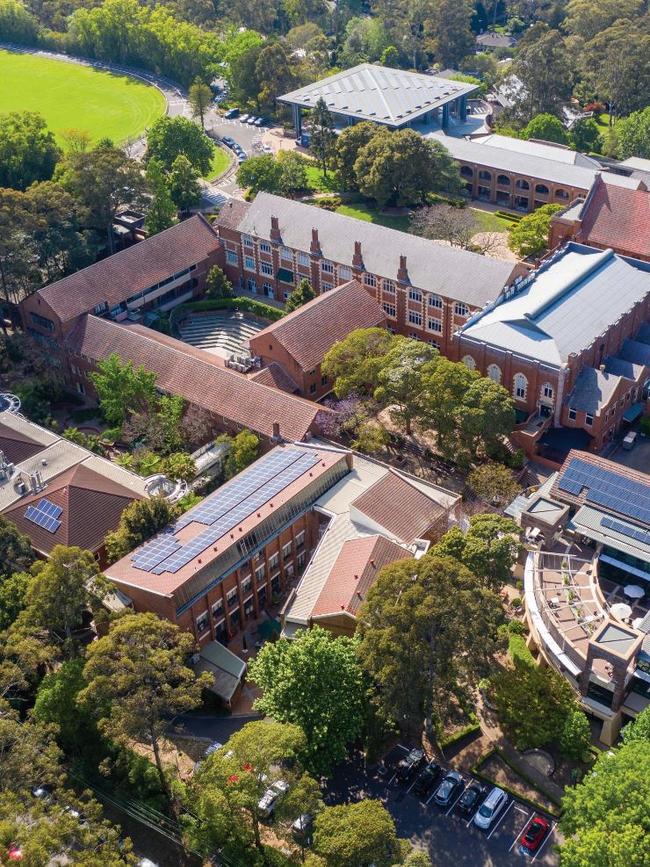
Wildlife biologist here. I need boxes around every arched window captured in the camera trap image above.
[515,179,530,191]
[497,175,510,186]
[428,294,443,309]
[478,170,492,182]
[555,188,569,200]
[487,364,501,383]
[460,165,473,178]
[462,355,476,370]
[535,184,550,195]
[541,382,554,400]
[513,373,528,400]
[454,302,469,317]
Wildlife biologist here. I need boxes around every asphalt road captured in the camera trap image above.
[325,747,560,867]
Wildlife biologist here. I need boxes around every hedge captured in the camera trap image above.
[473,748,563,817]
[439,718,481,750]
[173,296,284,323]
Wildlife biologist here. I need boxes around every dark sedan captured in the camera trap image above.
[396,748,426,782]
[412,763,443,798]
[456,781,487,816]
[432,770,464,807]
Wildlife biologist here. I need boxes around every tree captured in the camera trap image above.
[0,112,61,191]
[144,158,177,235]
[581,21,650,119]
[33,658,99,756]
[255,42,296,112]
[559,740,650,865]
[617,107,650,160]
[0,188,40,303]
[222,429,260,480]
[374,338,438,435]
[60,128,92,154]
[559,708,591,761]
[248,626,367,775]
[191,720,320,857]
[224,32,264,107]
[621,705,650,746]
[0,516,34,579]
[312,800,403,867]
[433,513,521,592]
[205,264,234,299]
[160,452,196,483]
[90,353,159,426]
[146,116,213,175]
[571,118,603,154]
[357,552,504,733]
[188,78,213,130]
[236,154,282,194]
[511,28,574,121]
[563,0,640,43]
[23,545,108,648]
[355,129,462,207]
[466,462,521,506]
[104,497,179,564]
[521,113,570,144]
[334,122,378,190]
[167,154,202,213]
[285,278,315,312]
[352,420,390,455]
[79,612,210,798]
[0,570,31,632]
[428,0,475,69]
[310,97,336,177]
[508,203,563,258]
[322,327,394,398]
[399,852,432,867]
[0,705,62,797]
[410,204,478,250]
[0,0,40,43]
[275,150,309,195]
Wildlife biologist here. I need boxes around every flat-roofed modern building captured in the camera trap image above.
[280,63,479,136]
[457,243,650,461]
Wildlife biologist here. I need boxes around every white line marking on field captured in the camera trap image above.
[532,821,557,862]
[487,799,514,840]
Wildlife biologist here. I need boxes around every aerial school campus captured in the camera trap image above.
[0,0,650,864]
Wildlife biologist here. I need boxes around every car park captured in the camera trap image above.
[473,785,509,830]
[221,136,236,148]
[519,816,551,856]
[291,813,313,844]
[239,113,250,123]
[456,781,487,816]
[246,115,258,125]
[223,108,239,119]
[258,780,290,819]
[254,117,267,127]
[432,771,464,808]
[412,762,442,798]
[396,747,426,782]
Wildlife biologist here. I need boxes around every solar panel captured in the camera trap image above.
[561,457,650,525]
[25,503,61,533]
[601,516,650,547]
[134,448,322,575]
[36,498,63,519]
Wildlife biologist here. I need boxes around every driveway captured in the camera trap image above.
[169,711,260,743]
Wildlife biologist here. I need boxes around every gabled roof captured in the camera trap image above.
[352,470,448,542]
[34,215,220,324]
[230,193,516,309]
[249,362,299,393]
[577,174,650,259]
[66,316,328,443]
[568,366,625,414]
[249,280,386,370]
[311,535,410,618]
[0,418,55,464]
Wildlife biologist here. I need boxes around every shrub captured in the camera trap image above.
[639,415,650,435]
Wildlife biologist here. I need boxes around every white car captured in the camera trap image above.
[239,113,250,123]
[258,780,289,819]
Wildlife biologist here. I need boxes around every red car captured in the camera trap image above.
[519,816,550,855]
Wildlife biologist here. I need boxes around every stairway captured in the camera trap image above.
[178,312,264,356]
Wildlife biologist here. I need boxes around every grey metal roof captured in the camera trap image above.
[619,338,650,367]
[279,63,478,127]
[569,505,650,564]
[460,244,650,365]
[236,193,515,307]
[568,366,624,414]
[604,355,645,381]
[476,135,601,169]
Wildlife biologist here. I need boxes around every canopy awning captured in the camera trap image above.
[623,402,644,423]
[276,268,294,284]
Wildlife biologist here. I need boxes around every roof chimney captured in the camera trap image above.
[310,228,321,256]
[272,421,281,441]
[638,180,648,192]
[599,363,606,372]
[352,240,364,270]
[397,254,409,284]
[270,215,281,244]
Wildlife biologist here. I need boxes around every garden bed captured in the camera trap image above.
[474,749,562,816]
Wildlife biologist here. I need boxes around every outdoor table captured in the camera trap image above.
[624,585,644,599]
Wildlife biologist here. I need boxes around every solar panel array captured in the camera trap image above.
[558,458,650,525]
[601,516,650,548]
[24,498,63,533]
[131,448,321,575]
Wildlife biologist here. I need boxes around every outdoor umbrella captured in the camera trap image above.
[624,585,645,599]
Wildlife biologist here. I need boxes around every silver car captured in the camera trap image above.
[258,780,289,819]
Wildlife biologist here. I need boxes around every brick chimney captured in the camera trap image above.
[310,227,321,256]
[272,421,281,441]
[352,240,364,269]
[397,254,409,284]
[270,215,281,244]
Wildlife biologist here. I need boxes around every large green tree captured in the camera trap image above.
[90,352,159,426]
[167,154,202,213]
[358,552,504,733]
[255,41,296,112]
[221,428,260,480]
[522,113,570,144]
[144,157,177,235]
[617,107,650,160]
[0,516,34,579]
[0,111,61,191]
[322,327,394,398]
[511,28,574,121]
[285,278,315,312]
[248,626,367,775]
[508,203,563,259]
[334,122,379,190]
[146,115,214,175]
[374,337,438,434]
[581,20,650,119]
[32,658,98,756]
[467,462,521,507]
[0,704,62,797]
[78,612,210,798]
[428,0,475,69]
[310,97,336,177]
[188,78,213,130]
[311,799,404,867]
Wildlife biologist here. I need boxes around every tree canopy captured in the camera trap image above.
[104,496,180,564]
[146,116,214,175]
[311,799,404,867]
[220,429,260,480]
[0,111,61,191]
[285,278,316,312]
[90,352,158,426]
[508,203,562,259]
[322,327,395,398]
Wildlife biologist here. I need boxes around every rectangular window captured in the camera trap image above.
[261,262,273,276]
[282,542,292,560]
[244,255,255,271]
[196,612,209,635]
[241,576,252,595]
[297,551,306,568]
[585,413,594,426]
[309,382,317,393]
[321,374,328,386]
[408,288,422,302]
[454,302,469,317]
[297,251,310,266]
[383,303,396,318]
[260,241,271,253]
[255,565,266,585]
[364,274,377,287]
[242,234,254,248]
[568,408,577,421]
[321,281,333,292]
[383,280,395,294]
[295,530,305,549]
[280,247,293,262]
[321,261,334,273]
[339,265,352,280]
[247,278,257,292]
[427,318,442,333]
[227,589,238,609]
[408,311,423,327]
[211,599,223,617]
[30,312,54,332]
[226,250,238,265]
[268,553,279,571]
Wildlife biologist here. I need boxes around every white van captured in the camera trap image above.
[473,785,508,830]
[622,431,637,450]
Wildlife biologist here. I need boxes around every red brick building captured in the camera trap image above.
[248,280,386,400]
[215,193,518,358]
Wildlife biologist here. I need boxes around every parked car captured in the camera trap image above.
[473,785,508,830]
[246,115,258,125]
[456,781,487,816]
[519,816,550,856]
[193,740,223,772]
[396,748,426,782]
[221,136,236,148]
[412,762,442,797]
[31,784,53,801]
[291,813,314,844]
[433,771,464,807]
[258,780,290,819]
[223,108,239,119]
[623,431,637,450]
[239,113,250,123]
[254,117,267,127]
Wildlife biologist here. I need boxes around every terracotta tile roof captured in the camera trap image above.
[215,199,251,231]
[352,471,448,542]
[311,535,410,618]
[66,316,329,442]
[578,175,650,259]
[3,462,141,555]
[35,215,220,323]
[249,280,386,371]
[0,422,46,464]
[249,362,299,393]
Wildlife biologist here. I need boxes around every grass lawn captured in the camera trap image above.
[304,163,342,193]
[336,203,411,232]
[204,144,231,180]
[470,208,518,233]
[0,49,165,145]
